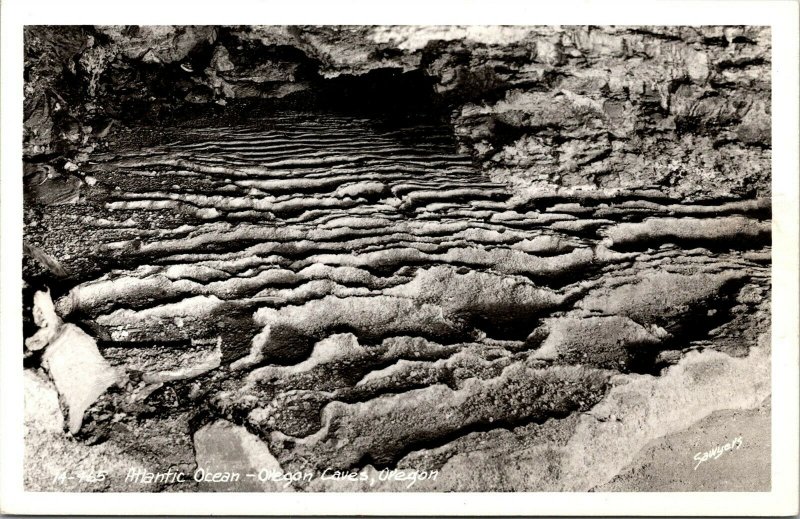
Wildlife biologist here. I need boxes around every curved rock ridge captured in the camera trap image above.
[23,112,771,491]
[301,338,770,491]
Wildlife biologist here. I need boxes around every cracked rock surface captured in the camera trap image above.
[23,25,770,492]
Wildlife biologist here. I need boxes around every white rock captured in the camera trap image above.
[24,370,64,433]
[28,290,119,434]
[25,290,60,351]
[193,420,293,491]
[43,324,120,434]
[196,207,220,219]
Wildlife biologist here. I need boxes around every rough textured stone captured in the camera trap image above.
[22,26,772,493]
[597,401,770,491]
[42,324,120,434]
[24,26,770,204]
[28,290,120,434]
[194,420,293,491]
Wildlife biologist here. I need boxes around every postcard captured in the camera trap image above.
[1,0,798,515]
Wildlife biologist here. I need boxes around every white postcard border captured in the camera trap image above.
[1,0,797,515]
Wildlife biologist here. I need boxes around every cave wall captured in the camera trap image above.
[24,25,771,200]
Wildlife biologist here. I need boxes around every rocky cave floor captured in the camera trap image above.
[23,108,771,492]
[21,25,772,492]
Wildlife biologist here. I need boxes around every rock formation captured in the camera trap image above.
[23,25,771,492]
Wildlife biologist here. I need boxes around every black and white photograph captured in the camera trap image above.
[1,0,798,516]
